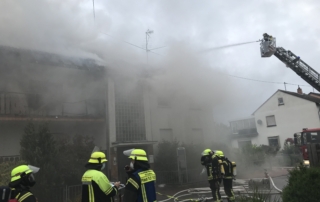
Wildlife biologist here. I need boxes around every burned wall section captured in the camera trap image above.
[0,45,109,156]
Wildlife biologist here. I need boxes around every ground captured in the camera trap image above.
[155,168,289,201]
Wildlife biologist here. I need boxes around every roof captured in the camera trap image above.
[252,89,320,115]
[280,90,320,103]
[0,45,105,71]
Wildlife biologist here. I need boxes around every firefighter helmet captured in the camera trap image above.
[88,151,108,164]
[129,149,148,161]
[215,150,224,157]
[11,165,40,182]
[201,149,213,156]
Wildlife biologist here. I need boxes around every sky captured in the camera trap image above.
[1,0,320,124]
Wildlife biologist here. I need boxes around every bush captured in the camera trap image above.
[20,121,95,201]
[282,165,320,202]
[0,160,26,186]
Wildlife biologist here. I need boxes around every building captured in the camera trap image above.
[229,117,258,148]
[0,45,217,182]
[229,87,320,149]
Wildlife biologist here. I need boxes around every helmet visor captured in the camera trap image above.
[92,146,101,153]
[123,148,135,157]
[28,165,40,174]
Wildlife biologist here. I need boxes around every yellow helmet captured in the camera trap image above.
[215,150,224,157]
[11,165,40,182]
[129,149,148,161]
[201,149,212,156]
[88,151,108,164]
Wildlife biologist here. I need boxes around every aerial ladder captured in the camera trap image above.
[260,33,320,92]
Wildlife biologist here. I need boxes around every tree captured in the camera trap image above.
[20,121,96,200]
[0,160,26,186]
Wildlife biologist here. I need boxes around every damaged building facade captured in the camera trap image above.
[0,45,216,181]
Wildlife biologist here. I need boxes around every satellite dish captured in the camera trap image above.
[257,119,262,125]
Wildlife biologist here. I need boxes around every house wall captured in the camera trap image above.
[253,91,320,149]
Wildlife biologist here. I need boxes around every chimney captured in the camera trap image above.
[297,86,303,94]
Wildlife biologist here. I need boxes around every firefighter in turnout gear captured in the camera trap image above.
[215,150,236,202]
[201,149,224,202]
[81,151,120,202]
[123,149,156,202]
[8,165,40,202]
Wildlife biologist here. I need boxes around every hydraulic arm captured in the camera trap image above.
[260,33,320,92]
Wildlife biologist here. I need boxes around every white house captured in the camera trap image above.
[230,87,320,149]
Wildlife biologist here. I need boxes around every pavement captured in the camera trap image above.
[156,168,290,201]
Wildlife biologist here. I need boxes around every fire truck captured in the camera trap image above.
[293,128,320,166]
[260,34,320,167]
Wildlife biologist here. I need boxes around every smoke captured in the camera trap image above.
[149,43,238,108]
[0,0,248,125]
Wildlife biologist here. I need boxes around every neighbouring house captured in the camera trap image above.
[230,87,320,149]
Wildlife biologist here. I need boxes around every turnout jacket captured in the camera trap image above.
[81,169,118,202]
[10,187,37,202]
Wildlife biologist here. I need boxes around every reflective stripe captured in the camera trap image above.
[141,184,148,202]
[105,186,113,195]
[208,166,213,180]
[18,193,33,202]
[89,185,94,202]
[82,176,93,185]
[128,178,139,190]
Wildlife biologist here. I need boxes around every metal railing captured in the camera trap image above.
[0,92,105,119]
[0,155,21,163]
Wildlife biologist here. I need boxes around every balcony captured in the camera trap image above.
[230,117,258,138]
[0,92,106,122]
[0,155,21,163]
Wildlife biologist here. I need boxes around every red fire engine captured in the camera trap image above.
[293,128,320,166]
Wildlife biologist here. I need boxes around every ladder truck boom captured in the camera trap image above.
[260,33,320,92]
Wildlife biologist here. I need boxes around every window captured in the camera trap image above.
[190,128,203,144]
[159,129,173,141]
[266,115,276,127]
[268,136,280,147]
[238,140,252,148]
[278,97,284,105]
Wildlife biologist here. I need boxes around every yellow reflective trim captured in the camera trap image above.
[82,176,93,182]
[89,184,95,202]
[141,184,148,202]
[15,193,21,199]
[105,186,113,195]
[138,170,156,184]
[18,193,33,202]
[128,178,139,189]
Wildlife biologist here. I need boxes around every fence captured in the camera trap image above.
[33,184,82,202]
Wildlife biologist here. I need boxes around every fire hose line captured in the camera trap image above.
[265,171,283,193]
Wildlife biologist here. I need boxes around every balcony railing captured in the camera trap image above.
[0,92,105,119]
[0,155,21,163]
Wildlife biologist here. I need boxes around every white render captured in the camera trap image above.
[231,90,320,149]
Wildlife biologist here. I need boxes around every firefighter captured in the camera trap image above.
[81,151,120,202]
[215,150,236,202]
[201,149,222,202]
[263,33,270,41]
[8,165,40,202]
[123,149,156,202]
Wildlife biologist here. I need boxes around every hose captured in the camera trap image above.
[264,170,283,193]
